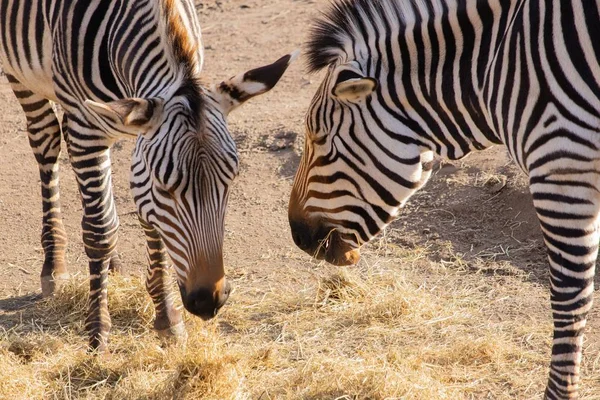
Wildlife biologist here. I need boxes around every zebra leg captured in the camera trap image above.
[531,180,599,399]
[6,75,69,297]
[66,130,120,352]
[139,218,186,344]
[62,113,122,276]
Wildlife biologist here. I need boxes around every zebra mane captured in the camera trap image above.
[162,0,204,126]
[306,0,436,73]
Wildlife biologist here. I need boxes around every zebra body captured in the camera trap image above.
[1,0,295,350]
[288,0,600,397]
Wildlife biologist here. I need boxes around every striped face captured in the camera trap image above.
[130,91,237,319]
[289,63,434,266]
[89,52,298,318]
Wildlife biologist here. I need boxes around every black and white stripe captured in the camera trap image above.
[0,0,296,351]
[288,0,600,398]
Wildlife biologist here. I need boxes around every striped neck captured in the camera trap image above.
[307,0,526,159]
[94,0,203,103]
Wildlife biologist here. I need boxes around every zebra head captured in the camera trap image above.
[87,52,298,319]
[289,61,434,266]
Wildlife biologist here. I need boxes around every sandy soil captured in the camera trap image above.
[0,0,599,397]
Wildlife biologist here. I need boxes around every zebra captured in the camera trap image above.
[0,0,296,351]
[288,0,600,398]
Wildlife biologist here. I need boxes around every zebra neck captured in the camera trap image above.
[74,0,203,101]
[377,0,525,160]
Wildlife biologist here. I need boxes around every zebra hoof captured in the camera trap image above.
[41,273,71,298]
[108,254,123,274]
[156,322,187,347]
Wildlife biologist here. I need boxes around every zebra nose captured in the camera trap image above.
[182,285,230,321]
[289,219,313,251]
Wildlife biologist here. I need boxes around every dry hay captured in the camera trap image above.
[1,253,599,399]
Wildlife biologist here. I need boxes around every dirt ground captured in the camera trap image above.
[0,0,316,297]
[1,0,599,398]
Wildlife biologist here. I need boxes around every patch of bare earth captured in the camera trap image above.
[0,1,599,399]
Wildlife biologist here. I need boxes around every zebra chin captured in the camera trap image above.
[314,240,361,267]
[289,217,361,266]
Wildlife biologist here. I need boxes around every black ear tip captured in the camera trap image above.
[276,54,291,66]
[243,51,299,88]
[273,50,300,67]
[273,51,299,69]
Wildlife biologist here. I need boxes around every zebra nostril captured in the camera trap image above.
[216,281,231,309]
[223,281,232,296]
[292,230,306,249]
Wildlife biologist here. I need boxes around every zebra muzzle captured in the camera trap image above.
[179,280,231,320]
[292,219,360,266]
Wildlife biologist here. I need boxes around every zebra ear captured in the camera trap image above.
[332,68,377,101]
[85,98,165,136]
[214,50,299,115]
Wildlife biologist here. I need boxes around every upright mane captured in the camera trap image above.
[305,0,437,73]
[162,0,199,69]
[161,0,204,126]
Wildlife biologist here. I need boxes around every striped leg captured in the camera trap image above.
[62,114,124,276]
[62,113,122,277]
[139,218,186,344]
[6,75,69,297]
[66,125,120,351]
[531,176,599,399]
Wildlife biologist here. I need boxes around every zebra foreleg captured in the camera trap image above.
[6,74,69,297]
[64,113,122,277]
[139,218,186,345]
[67,133,119,351]
[531,177,599,399]
[108,134,122,274]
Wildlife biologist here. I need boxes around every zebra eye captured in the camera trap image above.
[155,186,174,199]
[307,130,327,145]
